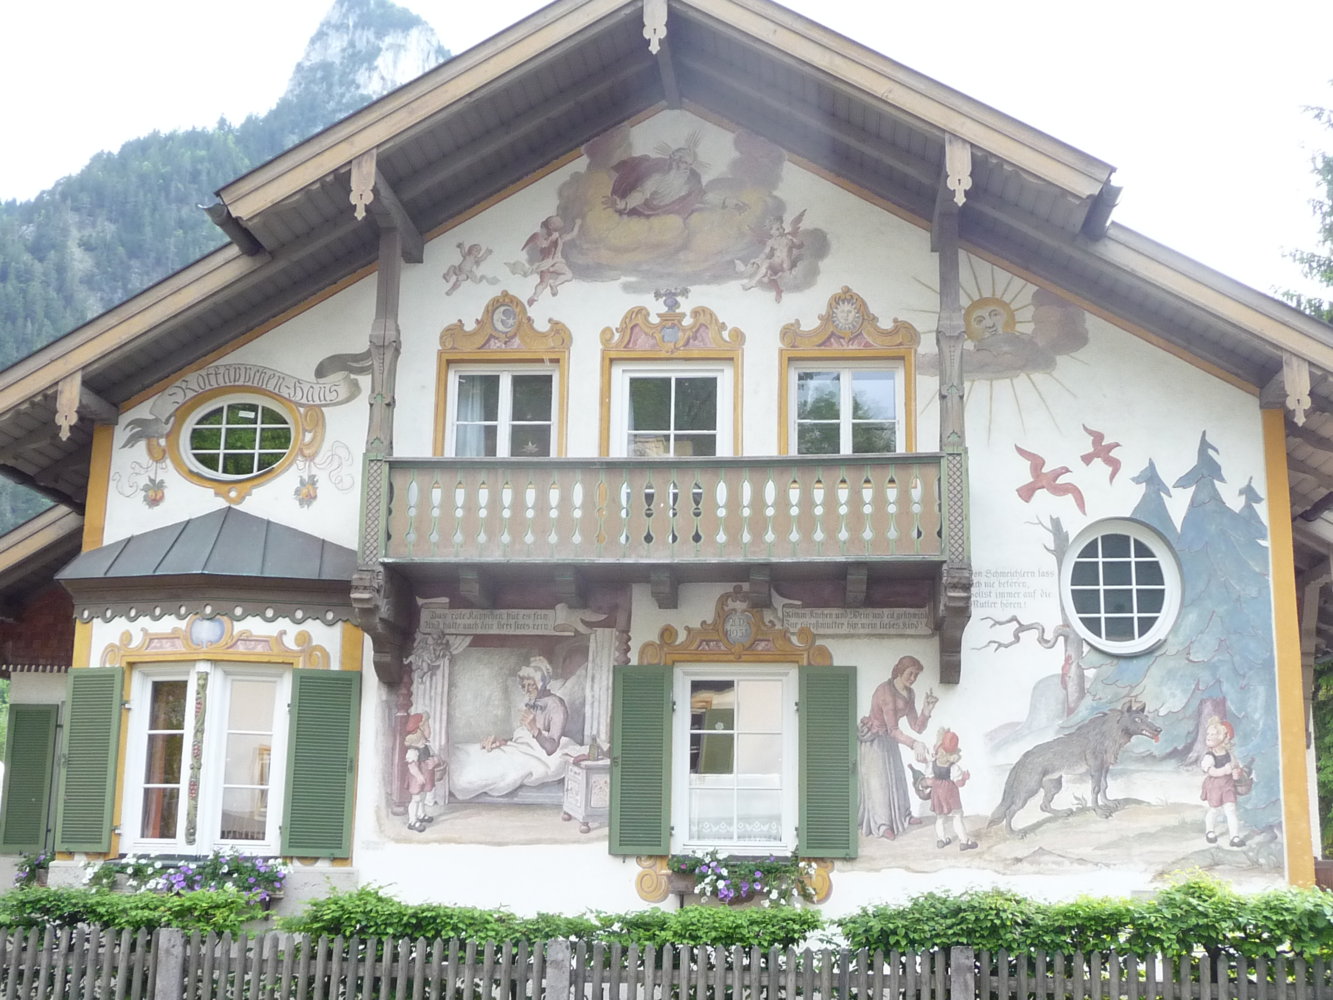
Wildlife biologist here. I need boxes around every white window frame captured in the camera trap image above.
[445,366,558,458]
[179,393,298,482]
[609,363,734,458]
[788,360,905,455]
[121,661,291,856]
[1059,518,1183,655]
[670,664,798,855]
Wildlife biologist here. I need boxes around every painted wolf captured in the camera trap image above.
[987,698,1162,836]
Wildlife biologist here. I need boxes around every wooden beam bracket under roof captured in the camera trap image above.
[349,150,425,264]
[651,566,678,609]
[55,370,118,442]
[350,564,413,685]
[202,201,267,256]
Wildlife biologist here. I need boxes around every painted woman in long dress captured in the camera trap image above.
[858,655,937,840]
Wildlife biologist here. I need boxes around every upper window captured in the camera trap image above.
[447,368,555,457]
[611,365,733,457]
[184,397,296,480]
[1060,519,1182,654]
[671,666,797,853]
[123,662,289,855]
[791,364,903,455]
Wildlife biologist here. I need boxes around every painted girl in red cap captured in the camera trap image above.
[1200,715,1246,847]
[927,728,977,851]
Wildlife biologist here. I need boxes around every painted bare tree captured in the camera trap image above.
[978,514,1089,715]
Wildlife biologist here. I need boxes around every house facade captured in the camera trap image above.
[0,0,1327,914]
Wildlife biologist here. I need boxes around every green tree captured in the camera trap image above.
[1283,102,1333,323]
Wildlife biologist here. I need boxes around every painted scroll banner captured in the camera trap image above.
[781,606,932,636]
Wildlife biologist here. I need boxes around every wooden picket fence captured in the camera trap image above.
[1,925,1332,999]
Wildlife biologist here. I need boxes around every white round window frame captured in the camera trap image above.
[168,390,301,504]
[1058,518,1182,656]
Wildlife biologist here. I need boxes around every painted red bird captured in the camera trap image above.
[1014,444,1086,514]
[1080,424,1122,483]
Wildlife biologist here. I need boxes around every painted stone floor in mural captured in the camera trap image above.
[380,803,606,845]
[847,763,1283,879]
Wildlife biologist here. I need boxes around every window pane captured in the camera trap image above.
[674,378,718,431]
[1070,561,1100,586]
[510,426,551,457]
[797,371,840,420]
[736,734,782,780]
[1102,560,1132,586]
[455,425,496,457]
[1101,534,1131,557]
[628,378,671,431]
[1138,588,1165,613]
[691,733,735,774]
[675,434,716,457]
[190,427,222,450]
[736,679,782,730]
[220,787,266,841]
[511,375,553,421]
[229,405,259,426]
[225,428,257,451]
[850,371,895,420]
[1104,617,1135,639]
[148,681,187,729]
[689,789,736,842]
[222,453,257,476]
[797,424,839,454]
[736,789,782,842]
[1137,561,1165,586]
[851,423,895,453]
[229,680,276,731]
[456,374,500,422]
[140,788,180,839]
[629,434,670,457]
[1071,589,1101,614]
[144,733,184,784]
[1104,589,1133,614]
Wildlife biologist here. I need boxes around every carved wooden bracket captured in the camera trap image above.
[55,370,118,441]
[643,0,667,54]
[349,565,414,685]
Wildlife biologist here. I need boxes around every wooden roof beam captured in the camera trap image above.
[55,370,118,442]
[655,36,681,107]
[350,151,425,264]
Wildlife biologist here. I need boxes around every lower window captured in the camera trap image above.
[124,662,289,854]
[672,666,797,853]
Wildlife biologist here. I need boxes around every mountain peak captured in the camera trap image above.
[284,0,450,109]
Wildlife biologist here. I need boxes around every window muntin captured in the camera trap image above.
[1060,520,1181,654]
[124,663,289,854]
[185,398,295,480]
[791,364,902,455]
[673,666,796,853]
[449,369,555,457]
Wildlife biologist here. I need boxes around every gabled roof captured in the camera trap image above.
[2,0,1333,606]
[57,507,356,625]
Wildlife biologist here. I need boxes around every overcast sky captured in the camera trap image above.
[3,0,1329,302]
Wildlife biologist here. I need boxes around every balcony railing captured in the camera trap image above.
[374,456,950,566]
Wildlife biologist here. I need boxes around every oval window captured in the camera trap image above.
[183,397,296,480]
[1060,519,1182,655]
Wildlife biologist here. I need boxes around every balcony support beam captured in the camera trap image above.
[845,563,868,608]
[651,567,678,609]
[459,567,493,609]
[748,565,771,608]
[554,566,585,608]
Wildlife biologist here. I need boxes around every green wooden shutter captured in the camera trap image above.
[609,664,672,856]
[56,667,124,853]
[799,664,858,859]
[0,705,59,852]
[282,669,361,857]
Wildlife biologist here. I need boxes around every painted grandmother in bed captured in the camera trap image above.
[448,656,583,800]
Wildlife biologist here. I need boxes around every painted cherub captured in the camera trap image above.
[1200,715,1247,848]
[507,216,581,306]
[735,210,805,302]
[927,728,978,851]
[441,242,498,295]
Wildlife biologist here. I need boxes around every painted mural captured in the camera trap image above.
[382,603,619,845]
[117,352,367,507]
[514,123,829,297]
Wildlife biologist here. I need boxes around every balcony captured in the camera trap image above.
[374,455,953,570]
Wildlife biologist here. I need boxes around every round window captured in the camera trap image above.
[181,395,296,481]
[1059,519,1182,655]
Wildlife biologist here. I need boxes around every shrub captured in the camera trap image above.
[0,886,261,933]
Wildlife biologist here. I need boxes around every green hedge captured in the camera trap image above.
[0,886,261,933]
[837,878,1333,958]
[4,875,1331,958]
